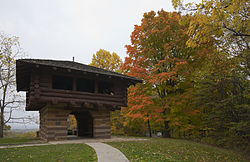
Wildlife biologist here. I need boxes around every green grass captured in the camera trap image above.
[0,144,97,162]
[0,137,39,145]
[106,138,247,162]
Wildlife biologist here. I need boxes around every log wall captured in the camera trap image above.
[26,72,127,110]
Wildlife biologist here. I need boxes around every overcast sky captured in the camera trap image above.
[0,0,178,64]
[0,0,197,129]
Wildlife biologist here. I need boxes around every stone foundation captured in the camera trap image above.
[91,110,111,138]
[39,105,111,141]
[40,105,71,141]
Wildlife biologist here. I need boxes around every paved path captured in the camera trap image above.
[0,142,130,162]
[0,137,147,161]
[86,142,129,162]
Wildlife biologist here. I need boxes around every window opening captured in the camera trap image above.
[98,81,114,95]
[76,78,95,93]
[52,75,73,90]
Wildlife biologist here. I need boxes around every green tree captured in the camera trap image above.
[172,0,249,75]
[172,0,250,151]
[89,49,122,72]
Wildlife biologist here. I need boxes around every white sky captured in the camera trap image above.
[0,0,197,129]
[0,0,176,64]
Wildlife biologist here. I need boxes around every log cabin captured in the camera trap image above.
[16,59,142,141]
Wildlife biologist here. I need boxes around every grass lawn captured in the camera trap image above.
[106,138,247,162]
[0,144,97,162]
[0,137,39,145]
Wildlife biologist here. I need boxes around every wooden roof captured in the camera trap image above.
[16,59,142,92]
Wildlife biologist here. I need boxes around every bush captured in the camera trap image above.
[18,132,37,138]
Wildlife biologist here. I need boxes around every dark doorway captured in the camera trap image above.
[72,111,93,137]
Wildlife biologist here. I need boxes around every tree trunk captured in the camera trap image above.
[0,108,4,138]
[163,120,171,138]
[147,116,152,137]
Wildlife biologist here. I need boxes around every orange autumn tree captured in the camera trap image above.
[122,10,213,137]
[124,83,160,137]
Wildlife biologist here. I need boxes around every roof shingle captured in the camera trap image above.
[17,59,142,82]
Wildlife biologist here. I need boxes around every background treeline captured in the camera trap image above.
[91,0,249,153]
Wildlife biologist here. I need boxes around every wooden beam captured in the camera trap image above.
[39,87,123,98]
[83,102,94,109]
[70,100,76,106]
[52,99,58,105]
[97,103,104,108]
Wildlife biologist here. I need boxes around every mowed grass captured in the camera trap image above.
[106,138,247,162]
[0,144,97,162]
[0,137,39,145]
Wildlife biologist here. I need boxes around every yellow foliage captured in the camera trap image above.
[67,115,77,130]
[181,0,249,53]
[19,131,37,138]
[89,49,122,72]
